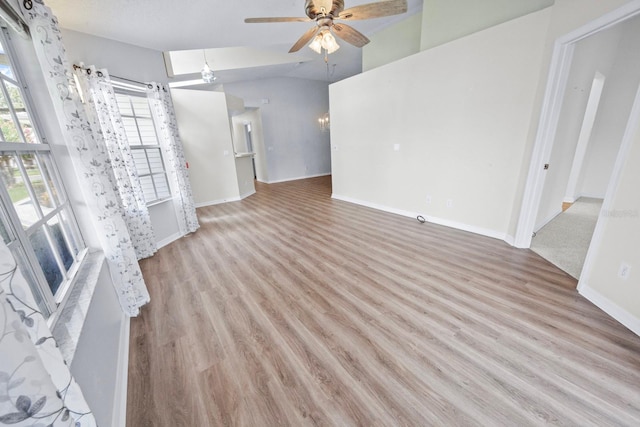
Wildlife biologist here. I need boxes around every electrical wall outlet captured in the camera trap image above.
[446,199,453,208]
[426,195,432,205]
[393,144,401,152]
[618,263,631,280]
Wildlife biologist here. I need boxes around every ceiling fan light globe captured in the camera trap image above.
[309,33,323,54]
[322,31,340,54]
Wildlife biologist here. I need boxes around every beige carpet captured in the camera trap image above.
[531,198,603,279]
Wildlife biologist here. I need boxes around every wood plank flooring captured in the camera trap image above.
[127,176,640,426]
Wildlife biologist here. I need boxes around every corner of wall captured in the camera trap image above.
[578,284,640,336]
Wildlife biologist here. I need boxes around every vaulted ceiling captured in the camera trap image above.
[46,0,424,84]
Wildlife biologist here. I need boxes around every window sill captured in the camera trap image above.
[51,250,105,364]
[147,196,174,208]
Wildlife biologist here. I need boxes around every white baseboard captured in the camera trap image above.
[504,234,516,246]
[113,316,130,427]
[564,193,605,204]
[424,214,507,241]
[267,173,331,184]
[579,284,640,337]
[194,190,256,208]
[534,208,562,232]
[577,192,606,200]
[156,232,183,250]
[331,194,507,242]
[195,196,242,208]
[240,189,256,200]
[332,194,417,218]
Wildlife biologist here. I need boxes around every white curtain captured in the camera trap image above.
[0,243,96,426]
[20,1,150,317]
[74,66,157,260]
[146,84,200,235]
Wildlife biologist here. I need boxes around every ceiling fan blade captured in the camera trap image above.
[338,0,407,20]
[289,26,320,53]
[245,17,311,23]
[332,23,370,48]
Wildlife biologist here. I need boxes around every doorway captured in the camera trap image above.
[514,3,640,282]
[529,68,610,278]
[244,122,257,179]
[231,108,268,183]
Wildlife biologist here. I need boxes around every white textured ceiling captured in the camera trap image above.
[46,0,424,83]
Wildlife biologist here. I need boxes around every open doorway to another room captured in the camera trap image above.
[531,69,609,279]
[231,107,268,183]
[519,9,640,280]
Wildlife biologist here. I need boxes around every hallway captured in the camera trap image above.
[531,198,603,279]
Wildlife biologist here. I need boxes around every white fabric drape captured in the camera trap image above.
[0,243,96,426]
[20,1,150,316]
[74,66,157,260]
[146,84,199,235]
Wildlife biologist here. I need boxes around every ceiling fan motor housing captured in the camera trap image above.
[246,0,408,53]
[305,0,345,19]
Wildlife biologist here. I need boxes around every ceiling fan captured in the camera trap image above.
[245,0,408,53]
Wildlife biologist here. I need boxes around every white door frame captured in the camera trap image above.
[513,0,640,249]
[564,71,606,203]
[579,81,640,291]
[577,81,640,336]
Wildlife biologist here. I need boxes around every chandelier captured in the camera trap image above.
[201,50,217,83]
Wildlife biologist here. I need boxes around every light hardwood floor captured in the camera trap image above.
[128,176,640,426]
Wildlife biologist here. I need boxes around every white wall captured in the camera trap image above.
[362,12,422,72]
[231,113,250,153]
[224,77,331,183]
[534,24,622,230]
[331,9,551,238]
[235,157,256,198]
[580,85,640,334]
[60,29,168,83]
[578,18,640,197]
[225,93,245,116]
[420,0,554,50]
[71,261,127,427]
[148,200,180,245]
[171,89,241,205]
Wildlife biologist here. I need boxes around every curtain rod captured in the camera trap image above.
[111,74,153,89]
[72,64,156,89]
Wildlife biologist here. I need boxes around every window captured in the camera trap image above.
[115,90,171,205]
[0,31,86,318]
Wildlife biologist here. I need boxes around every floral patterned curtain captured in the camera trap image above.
[0,242,96,426]
[74,66,157,260]
[146,84,199,235]
[19,1,150,317]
